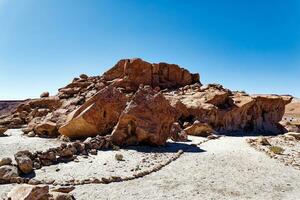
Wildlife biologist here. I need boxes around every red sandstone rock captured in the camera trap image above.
[165,86,292,134]
[103,58,200,91]
[111,86,178,146]
[59,86,128,138]
[34,121,58,137]
[184,122,214,137]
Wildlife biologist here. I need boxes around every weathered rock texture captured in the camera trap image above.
[103,58,200,91]
[59,87,128,138]
[111,87,178,146]
[0,58,292,145]
[165,84,292,135]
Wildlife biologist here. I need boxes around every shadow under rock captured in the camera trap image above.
[219,131,284,137]
[124,142,205,153]
[22,170,36,179]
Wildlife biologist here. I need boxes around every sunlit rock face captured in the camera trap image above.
[1,58,292,145]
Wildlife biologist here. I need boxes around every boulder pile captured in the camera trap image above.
[0,58,293,145]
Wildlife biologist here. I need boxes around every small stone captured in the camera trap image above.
[59,146,76,157]
[10,176,24,184]
[51,186,75,193]
[27,131,36,137]
[28,178,42,185]
[0,127,8,137]
[115,153,124,161]
[40,91,50,98]
[258,137,271,146]
[207,134,220,140]
[90,149,97,155]
[33,162,41,169]
[0,157,12,167]
[21,127,32,134]
[59,135,71,142]
[101,177,111,184]
[79,74,88,79]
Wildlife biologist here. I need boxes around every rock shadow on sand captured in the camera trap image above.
[124,142,205,153]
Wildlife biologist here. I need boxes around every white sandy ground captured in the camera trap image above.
[0,129,61,160]
[1,130,300,200]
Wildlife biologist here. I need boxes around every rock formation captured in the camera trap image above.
[0,58,293,145]
[165,85,292,135]
[103,58,200,91]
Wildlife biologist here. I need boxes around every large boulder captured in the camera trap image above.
[111,86,178,146]
[7,184,49,200]
[59,86,128,138]
[103,58,200,91]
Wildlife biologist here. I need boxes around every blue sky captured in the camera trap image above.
[0,0,299,99]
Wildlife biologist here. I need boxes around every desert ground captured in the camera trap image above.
[1,129,300,200]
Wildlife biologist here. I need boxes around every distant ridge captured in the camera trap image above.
[0,100,25,116]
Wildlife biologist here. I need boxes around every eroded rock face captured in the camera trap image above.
[59,86,128,138]
[103,58,200,91]
[165,85,292,134]
[111,87,178,146]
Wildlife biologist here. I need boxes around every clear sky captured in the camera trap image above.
[0,0,299,100]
